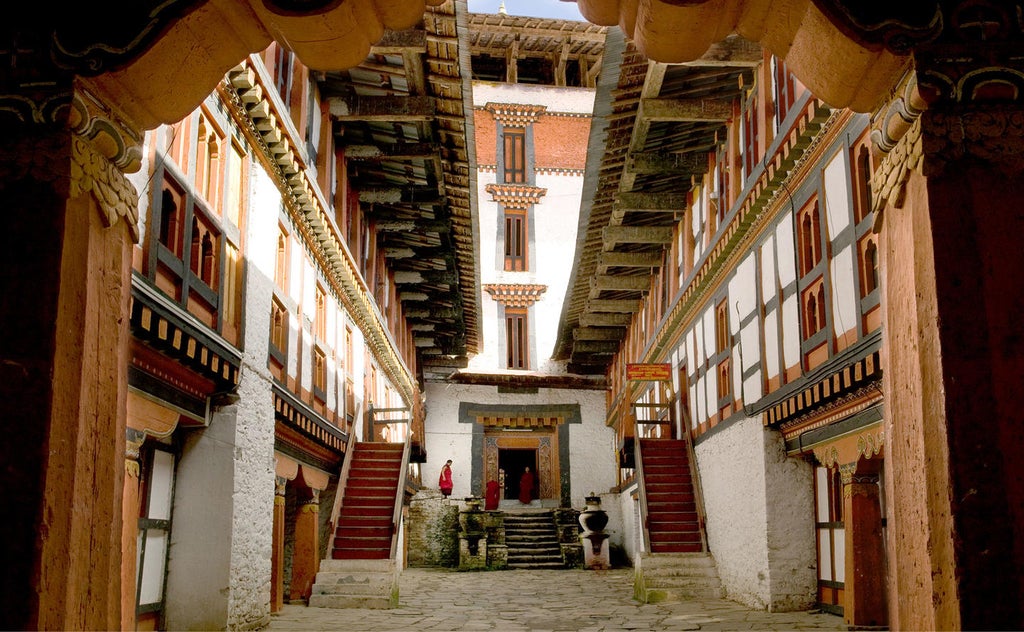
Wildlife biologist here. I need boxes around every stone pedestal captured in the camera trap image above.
[458,498,487,570]
[578,496,610,570]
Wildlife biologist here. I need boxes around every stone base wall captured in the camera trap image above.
[694,415,815,611]
[405,490,459,567]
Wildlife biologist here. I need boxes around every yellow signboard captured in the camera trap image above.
[626,363,672,381]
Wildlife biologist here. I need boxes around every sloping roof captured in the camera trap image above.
[554,31,760,373]
[320,0,480,382]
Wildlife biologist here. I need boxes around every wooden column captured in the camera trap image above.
[289,489,321,602]
[841,462,886,628]
[271,477,288,612]
[877,104,1024,629]
[120,429,145,632]
[0,90,138,629]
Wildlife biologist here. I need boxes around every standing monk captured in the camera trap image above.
[439,459,453,498]
[519,466,535,504]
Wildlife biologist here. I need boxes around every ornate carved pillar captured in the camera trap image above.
[289,488,321,602]
[840,461,886,628]
[0,72,139,628]
[121,428,146,632]
[871,7,1024,628]
[271,476,288,613]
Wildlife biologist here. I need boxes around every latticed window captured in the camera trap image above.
[506,308,529,370]
[503,127,526,183]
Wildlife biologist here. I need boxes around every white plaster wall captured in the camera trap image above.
[609,485,641,564]
[472,174,584,371]
[694,415,816,611]
[421,382,611,508]
[165,160,278,631]
[830,245,858,336]
[472,81,596,112]
[532,174,583,367]
[823,150,851,240]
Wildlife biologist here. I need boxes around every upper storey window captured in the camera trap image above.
[503,127,526,183]
[504,207,528,271]
[798,201,823,277]
[146,107,248,344]
[741,88,759,181]
[274,44,294,106]
[506,307,529,370]
[772,57,798,127]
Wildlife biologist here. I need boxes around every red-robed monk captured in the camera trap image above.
[485,479,500,510]
[439,459,453,498]
[519,466,535,504]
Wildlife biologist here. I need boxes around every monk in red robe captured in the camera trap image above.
[519,467,535,504]
[438,459,453,498]
[485,479,500,510]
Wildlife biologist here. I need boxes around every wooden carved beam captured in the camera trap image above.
[579,312,633,327]
[588,299,641,313]
[616,191,688,212]
[573,327,626,341]
[639,97,733,122]
[602,225,674,245]
[597,251,663,268]
[626,150,708,175]
[328,95,436,121]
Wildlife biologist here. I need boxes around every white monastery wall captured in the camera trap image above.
[165,163,278,631]
[422,382,611,508]
[694,415,815,611]
[472,81,596,112]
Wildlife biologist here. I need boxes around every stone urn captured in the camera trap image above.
[579,495,609,533]
[578,493,610,568]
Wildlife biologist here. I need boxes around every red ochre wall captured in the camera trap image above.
[534,116,590,170]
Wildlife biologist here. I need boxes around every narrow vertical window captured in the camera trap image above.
[315,284,327,339]
[313,348,327,398]
[158,184,185,258]
[270,298,287,356]
[504,207,528,271]
[853,145,873,225]
[773,57,797,125]
[505,308,529,370]
[503,127,526,183]
[275,229,288,289]
[798,201,823,276]
[742,92,759,180]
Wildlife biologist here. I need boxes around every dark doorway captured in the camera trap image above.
[498,448,537,500]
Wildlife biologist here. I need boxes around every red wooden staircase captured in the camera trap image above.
[639,438,705,553]
[330,442,404,560]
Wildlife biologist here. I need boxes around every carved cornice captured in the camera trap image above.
[484,183,547,209]
[222,58,417,408]
[0,111,140,241]
[484,102,547,126]
[484,283,548,308]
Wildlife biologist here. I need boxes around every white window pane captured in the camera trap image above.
[138,529,168,605]
[817,529,832,581]
[833,527,846,582]
[147,450,175,520]
[815,467,829,521]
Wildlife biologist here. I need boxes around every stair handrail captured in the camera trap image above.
[678,408,710,552]
[389,433,411,560]
[634,437,653,554]
[328,429,358,547]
